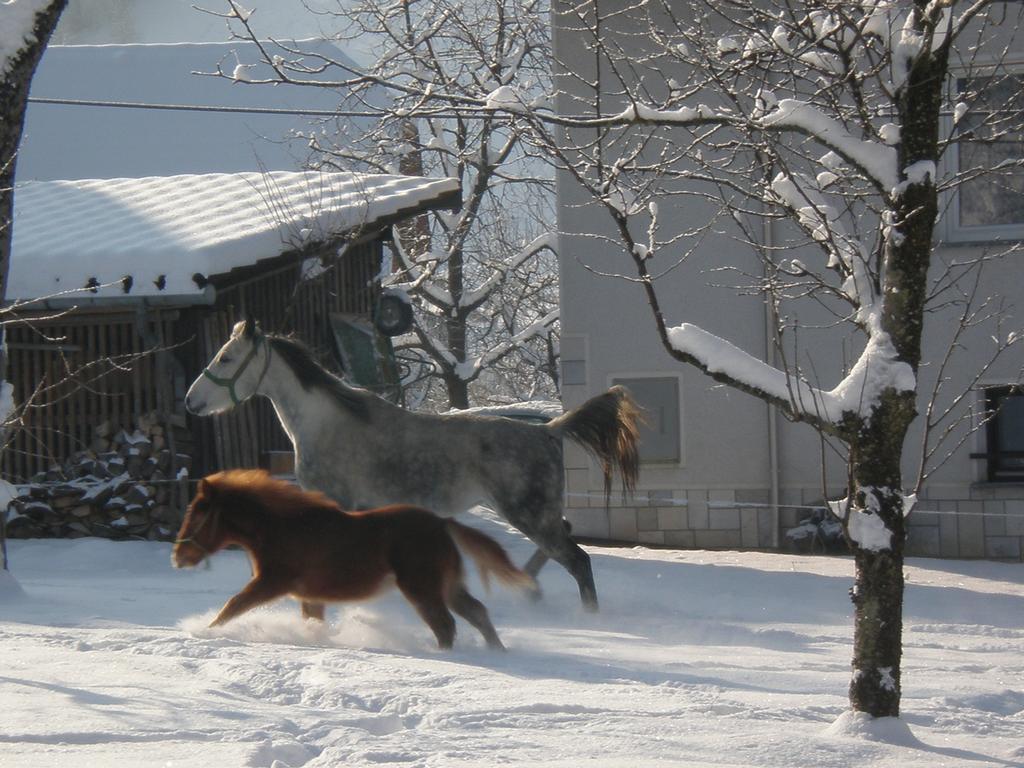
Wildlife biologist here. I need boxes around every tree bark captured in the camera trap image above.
[1,0,68,298]
[445,372,470,410]
[0,1,68,572]
[846,396,913,717]
[846,4,949,717]
[445,241,469,409]
[396,119,433,258]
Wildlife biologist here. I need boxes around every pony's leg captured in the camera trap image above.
[209,578,289,627]
[301,601,325,621]
[408,594,458,649]
[448,586,505,651]
[397,579,457,649]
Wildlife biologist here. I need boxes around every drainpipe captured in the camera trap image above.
[763,215,781,549]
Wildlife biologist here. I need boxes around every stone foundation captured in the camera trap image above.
[566,484,1024,561]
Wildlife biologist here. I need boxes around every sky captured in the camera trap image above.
[52,0,348,47]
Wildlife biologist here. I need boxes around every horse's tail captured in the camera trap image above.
[446,520,537,594]
[547,385,642,501]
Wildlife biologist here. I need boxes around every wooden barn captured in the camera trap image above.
[5,170,459,483]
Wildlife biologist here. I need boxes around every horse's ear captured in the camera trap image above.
[242,319,257,340]
[230,320,248,339]
[198,477,215,499]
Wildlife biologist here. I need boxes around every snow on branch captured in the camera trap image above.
[666,323,915,427]
[539,97,897,196]
[458,232,557,310]
[768,171,883,331]
[758,100,898,193]
[454,308,558,382]
[0,0,56,78]
[387,232,454,308]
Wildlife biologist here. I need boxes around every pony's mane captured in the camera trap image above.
[267,335,371,421]
[204,469,340,517]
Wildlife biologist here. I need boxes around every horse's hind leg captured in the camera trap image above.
[410,596,457,649]
[522,520,572,579]
[301,601,325,621]
[397,580,457,649]
[523,548,549,579]
[554,539,598,613]
[526,516,598,612]
[448,586,505,650]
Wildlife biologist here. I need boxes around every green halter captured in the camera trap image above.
[201,331,272,406]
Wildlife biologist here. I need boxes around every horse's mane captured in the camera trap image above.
[204,469,340,517]
[267,335,371,421]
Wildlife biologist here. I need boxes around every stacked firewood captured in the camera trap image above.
[5,412,192,542]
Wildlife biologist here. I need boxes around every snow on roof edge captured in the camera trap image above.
[9,171,461,305]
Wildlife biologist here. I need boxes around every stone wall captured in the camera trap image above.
[564,487,780,550]
[907,486,1024,560]
[565,483,1024,561]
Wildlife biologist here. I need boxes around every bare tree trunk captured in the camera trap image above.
[396,119,433,259]
[1,0,68,297]
[444,372,470,410]
[846,16,948,717]
[850,537,906,716]
[847,398,912,716]
[0,1,68,572]
[445,240,469,409]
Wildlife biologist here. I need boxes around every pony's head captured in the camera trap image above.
[172,476,230,568]
[185,319,270,415]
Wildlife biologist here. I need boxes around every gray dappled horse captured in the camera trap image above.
[185,321,641,611]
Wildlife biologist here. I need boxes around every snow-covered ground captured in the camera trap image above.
[2,511,1022,768]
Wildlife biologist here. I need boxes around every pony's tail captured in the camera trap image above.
[446,520,537,594]
[547,385,642,502]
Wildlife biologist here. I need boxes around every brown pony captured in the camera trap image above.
[172,469,535,650]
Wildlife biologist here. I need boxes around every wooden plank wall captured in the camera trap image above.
[0,243,381,480]
[3,311,177,482]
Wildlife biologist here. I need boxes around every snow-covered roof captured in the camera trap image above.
[18,40,370,181]
[9,171,460,303]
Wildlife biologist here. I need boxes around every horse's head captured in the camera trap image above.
[185,319,270,415]
[172,477,228,568]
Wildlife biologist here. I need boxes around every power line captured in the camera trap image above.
[27,95,989,124]
[26,95,493,120]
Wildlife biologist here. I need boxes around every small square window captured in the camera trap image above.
[562,360,587,386]
[946,73,1024,242]
[613,376,681,463]
[983,386,1024,482]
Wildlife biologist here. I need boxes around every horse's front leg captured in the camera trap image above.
[209,578,289,627]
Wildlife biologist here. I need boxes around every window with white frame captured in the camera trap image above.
[946,71,1024,242]
[978,386,1024,482]
[612,376,681,464]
